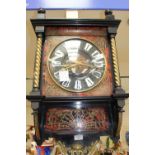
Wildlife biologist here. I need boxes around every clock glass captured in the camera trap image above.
[47,39,106,92]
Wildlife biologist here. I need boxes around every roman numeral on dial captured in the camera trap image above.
[49,50,64,67]
[49,60,61,67]
[91,50,105,67]
[62,81,70,87]
[85,77,94,87]
[84,43,92,51]
[91,50,104,60]
[54,71,59,79]
[92,70,102,79]
[74,80,82,90]
[55,50,64,57]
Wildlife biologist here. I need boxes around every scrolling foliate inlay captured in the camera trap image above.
[44,107,110,133]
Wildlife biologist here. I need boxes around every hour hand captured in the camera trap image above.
[74,61,96,68]
[60,64,78,69]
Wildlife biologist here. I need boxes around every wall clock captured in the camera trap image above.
[27,10,129,152]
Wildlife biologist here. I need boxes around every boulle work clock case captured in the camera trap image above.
[27,10,129,151]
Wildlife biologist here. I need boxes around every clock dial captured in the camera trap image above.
[47,39,106,92]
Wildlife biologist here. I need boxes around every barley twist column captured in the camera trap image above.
[110,35,121,87]
[31,33,43,142]
[110,35,124,139]
[33,33,42,90]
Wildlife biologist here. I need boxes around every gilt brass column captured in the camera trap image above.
[33,33,43,90]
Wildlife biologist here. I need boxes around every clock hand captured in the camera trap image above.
[60,64,78,70]
[73,61,96,68]
[59,64,75,67]
[65,64,78,69]
[60,61,97,70]
[61,63,93,69]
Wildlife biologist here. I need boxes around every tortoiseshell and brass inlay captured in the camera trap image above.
[42,27,113,96]
[45,107,110,133]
